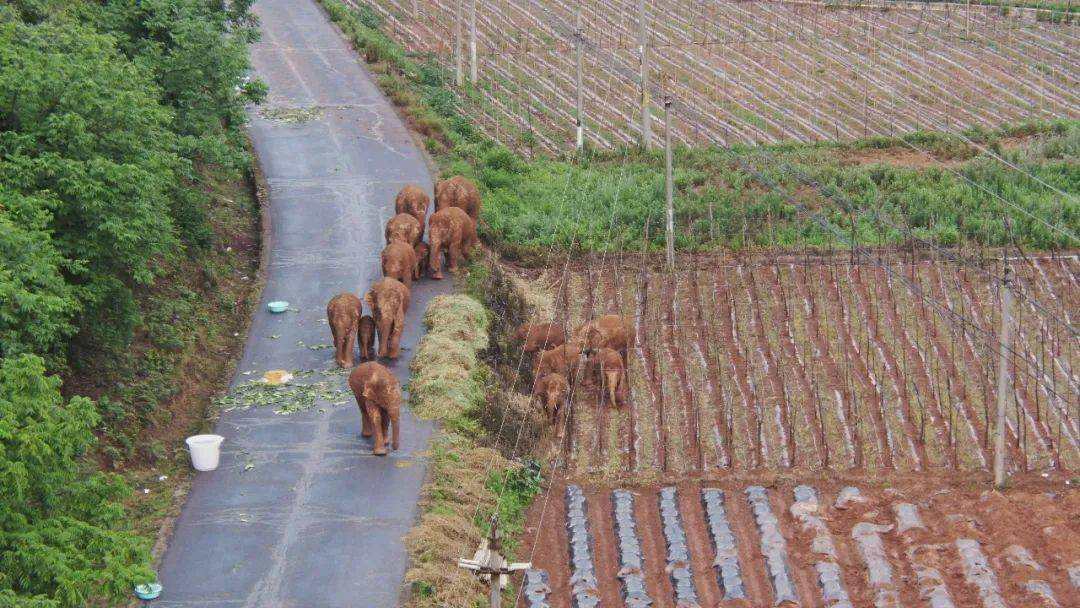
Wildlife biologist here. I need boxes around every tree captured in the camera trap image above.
[0,355,152,606]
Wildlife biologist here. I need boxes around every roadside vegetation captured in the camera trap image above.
[0,1,263,605]
[403,294,541,608]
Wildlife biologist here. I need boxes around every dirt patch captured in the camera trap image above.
[840,146,966,168]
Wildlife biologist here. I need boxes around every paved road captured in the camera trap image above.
[156,1,448,605]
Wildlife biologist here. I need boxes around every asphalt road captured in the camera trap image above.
[155,1,448,605]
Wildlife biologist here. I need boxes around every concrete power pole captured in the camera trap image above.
[468,0,478,84]
[993,266,1014,490]
[637,0,652,148]
[663,95,675,270]
[574,8,585,151]
[454,0,464,86]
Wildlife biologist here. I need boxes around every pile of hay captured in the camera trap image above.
[408,295,489,423]
[404,294,508,607]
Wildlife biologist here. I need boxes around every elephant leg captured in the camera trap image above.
[343,325,356,368]
[429,244,443,280]
[331,324,345,368]
[367,404,386,455]
[605,371,619,407]
[377,326,389,359]
[447,240,462,271]
[389,319,403,359]
[359,397,373,438]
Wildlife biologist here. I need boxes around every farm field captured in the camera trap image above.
[523,254,1078,478]
[518,478,1079,607]
[362,0,1079,152]
[509,255,1078,608]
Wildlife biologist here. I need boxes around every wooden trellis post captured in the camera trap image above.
[454,0,464,86]
[663,93,675,271]
[574,7,585,151]
[993,266,1014,489]
[468,0,478,84]
[637,0,652,148]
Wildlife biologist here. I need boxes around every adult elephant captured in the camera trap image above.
[348,361,402,455]
[575,314,634,360]
[326,293,362,368]
[394,184,430,238]
[433,175,480,221]
[427,206,476,280]
[385,212,422,246]
[364,277,410,359]
[381,240,417,290]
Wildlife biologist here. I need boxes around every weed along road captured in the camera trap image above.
[155,0,448,605]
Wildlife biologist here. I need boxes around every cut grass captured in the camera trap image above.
[403,294,541,608]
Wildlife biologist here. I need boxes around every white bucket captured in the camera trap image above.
[186,434,225,471]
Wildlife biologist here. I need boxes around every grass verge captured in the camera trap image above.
[404,294,542,608]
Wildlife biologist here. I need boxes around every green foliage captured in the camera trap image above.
[0,0,260,363]
[0,355,152,607]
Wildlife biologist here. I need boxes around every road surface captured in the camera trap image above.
[156,0,447,605]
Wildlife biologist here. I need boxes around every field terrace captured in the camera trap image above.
[363,0,1079,153]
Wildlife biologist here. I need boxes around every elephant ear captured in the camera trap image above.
[364,290,375,309]
[362,377,379,400]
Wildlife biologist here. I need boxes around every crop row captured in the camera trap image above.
[545,255,1077,476]
[362,0,1078,151]
[524,480,1079,607]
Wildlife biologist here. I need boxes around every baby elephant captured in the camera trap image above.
[586,347,628,407]
[327,292,362,368]
[349,361,401,455]
[381,240,417,290]
[434,175,481,221]
[365,277,410,359]
[394,184,430,239]
[534,339,585,381]
[385,212,422,246]
[532,372,570,439]
[413,242,429,280]
[359,315,376,362]
[427,206,477,280]
[575,314,635,360]
[514,322,566,353]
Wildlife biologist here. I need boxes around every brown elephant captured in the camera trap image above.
[327,293,362,368]
[532,372,570,438]
[427,206,477,280]
[514,322,566,353]
[413,242,429,280]
[574,314,635,360]
[385,212,421,246]
[534,339,585,381]
[434,175,481,221]
[585,347,628,407]
[394,184,430,238]
[381,240,416,290]
[359,315,376,362]
[348,361,401,455]
[365,277,410,359]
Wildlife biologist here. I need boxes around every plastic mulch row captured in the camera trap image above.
[611,489,654,608]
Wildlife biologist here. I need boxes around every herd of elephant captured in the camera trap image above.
[518,314,634,441]
[324,176,480,455]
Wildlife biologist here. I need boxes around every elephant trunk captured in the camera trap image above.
[428,234,443,279]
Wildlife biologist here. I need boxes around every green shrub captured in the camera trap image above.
[0,355,152,607]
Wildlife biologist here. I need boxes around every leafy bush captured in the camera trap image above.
[0,355,152,607]
[0,0,261,364]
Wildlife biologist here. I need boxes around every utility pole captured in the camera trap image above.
[993,266,1014,490]
[663,94,675,270]
[457,516,531,608]
[637,0,652,148]
[468,0,478,84]
[574,8,585,151]
[454,0,464,87]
